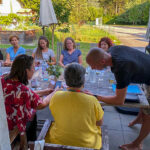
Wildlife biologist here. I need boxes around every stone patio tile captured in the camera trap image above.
[108,129,124,150]
[103,106,118,113]
[119,113,141,132]
[103,111,122,131]
[123,130,150,150]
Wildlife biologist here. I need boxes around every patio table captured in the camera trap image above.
[1,67,149,109]
[84,68,149,109]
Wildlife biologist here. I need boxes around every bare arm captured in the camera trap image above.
[97,87,127,105]
[34,88,54,97]
[59,54,65,68]
[78,55,82,65]
[32,52,35,59]
[36,89,58,110]
[96,118,103,126]
[4,53,12,66]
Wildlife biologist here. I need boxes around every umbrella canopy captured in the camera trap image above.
[39,0,58,26]
[146,9,150,40]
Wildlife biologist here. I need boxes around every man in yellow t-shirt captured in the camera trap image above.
[45,63,104,149]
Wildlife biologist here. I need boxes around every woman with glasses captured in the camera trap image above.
[1,54,57,149]
[59,37,82,67]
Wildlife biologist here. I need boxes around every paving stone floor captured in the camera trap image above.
[37,105,150,150]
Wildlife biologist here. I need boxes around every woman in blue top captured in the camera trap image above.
[59,37,82,68]
[4,35,26,66]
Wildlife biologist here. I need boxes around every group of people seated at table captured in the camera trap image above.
[4,35,148,150]
[0,35,83,68]
[0,35,112,150]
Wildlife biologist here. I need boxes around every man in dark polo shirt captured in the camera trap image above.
[86,45,150,150]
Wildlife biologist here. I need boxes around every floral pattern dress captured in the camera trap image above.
[1,77,42,135]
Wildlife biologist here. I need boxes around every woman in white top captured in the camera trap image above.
[32,36,56,65]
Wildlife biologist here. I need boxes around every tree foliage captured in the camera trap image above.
[15,0,150,25]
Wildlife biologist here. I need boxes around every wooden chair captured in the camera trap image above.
[28,119,109,150]
[56,42,80,63]
[90,43,98,49]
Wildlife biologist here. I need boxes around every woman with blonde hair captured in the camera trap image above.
[32,36,56,65]
[4,35,26,66]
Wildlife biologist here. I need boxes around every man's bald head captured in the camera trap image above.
[86,47,106,64]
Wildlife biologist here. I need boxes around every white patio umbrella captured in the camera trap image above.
[39,0,58,50]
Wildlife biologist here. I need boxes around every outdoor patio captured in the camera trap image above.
[37,105,150,150]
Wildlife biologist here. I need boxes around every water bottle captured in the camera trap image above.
[89,69,96,83]
[0,62,2,76]
[42,61,49,81]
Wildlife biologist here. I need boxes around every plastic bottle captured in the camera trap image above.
[89,69,96,83]
[0,62,2,76]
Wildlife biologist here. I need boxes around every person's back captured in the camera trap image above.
[109,45,150,87]
[45,91,103,149]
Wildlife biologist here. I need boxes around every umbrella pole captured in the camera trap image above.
[42,26,45,36]
[145,38,150,53]
[51,24,55,50]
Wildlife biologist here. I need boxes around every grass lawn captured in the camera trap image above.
[0,24,120,67]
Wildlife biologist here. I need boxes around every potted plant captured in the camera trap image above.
[46,64,62,80]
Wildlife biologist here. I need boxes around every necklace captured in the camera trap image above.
[67,88,82,93]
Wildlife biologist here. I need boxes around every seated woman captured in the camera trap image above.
[1,54,57,150]
[45,63,104,149]
[32,36,56,65]
[4,35,26,66]
[59,37,82,67]
[98,37,114,52]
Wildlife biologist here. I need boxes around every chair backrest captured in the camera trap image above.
[56,42,80,63]
[90,43,98,49]
[28,119,109,150]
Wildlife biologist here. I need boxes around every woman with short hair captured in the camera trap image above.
[98,37,114,52]
[4,35,26,66]
[1,54,56,149]
[59,37,82,67]
[45,63,104,149]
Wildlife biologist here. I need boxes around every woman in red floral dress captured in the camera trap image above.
[1,54,56,150]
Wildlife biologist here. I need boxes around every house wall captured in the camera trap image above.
[0,0,22,15]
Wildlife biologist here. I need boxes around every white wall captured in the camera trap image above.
[0,0,22,15]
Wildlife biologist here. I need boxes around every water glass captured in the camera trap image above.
[89,69,96,83]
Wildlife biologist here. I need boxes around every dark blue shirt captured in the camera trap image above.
[61,49,81,65]
[109,45,150,89]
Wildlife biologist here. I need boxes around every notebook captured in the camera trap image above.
[112,84,142,94]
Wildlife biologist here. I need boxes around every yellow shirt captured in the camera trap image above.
[45,91,104,149]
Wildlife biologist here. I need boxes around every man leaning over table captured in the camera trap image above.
[86,45,150,150]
